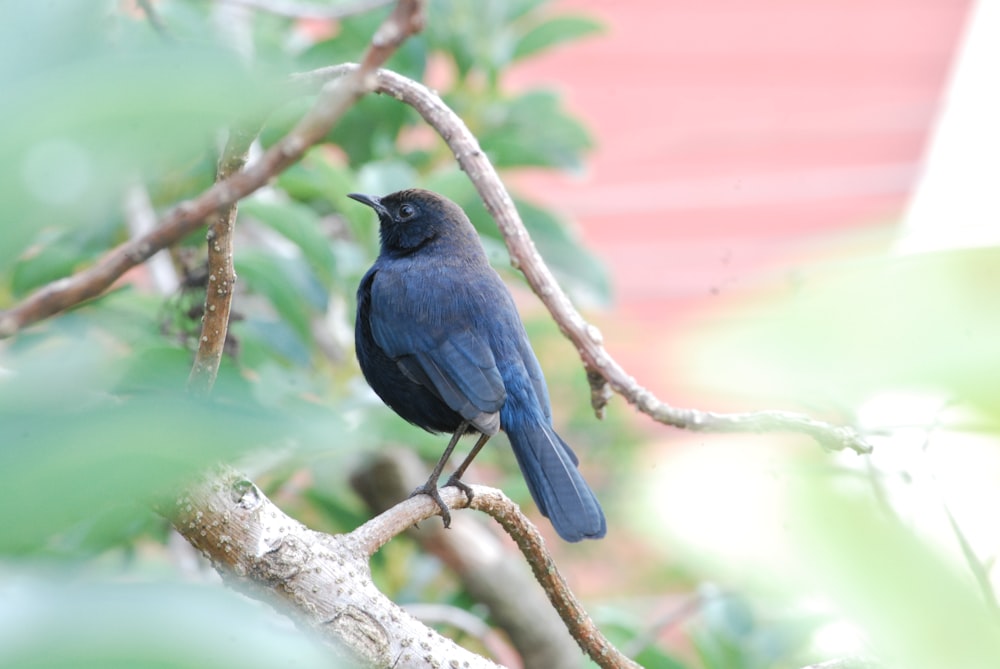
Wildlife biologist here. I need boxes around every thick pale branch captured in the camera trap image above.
[171,467,499,669]
[401,604,520,668]
[173,464,628,668]
[297,64,873,456]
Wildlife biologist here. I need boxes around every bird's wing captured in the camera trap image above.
[369,275,506,432]
[516,334,554,423]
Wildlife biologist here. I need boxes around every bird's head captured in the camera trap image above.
[347,189,479,256]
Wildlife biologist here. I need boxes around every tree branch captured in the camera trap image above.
[401,604,521,668]
[465,491,641,669]
[189,0,424,392]
[0,9,871,458]
[187,121,259,394]
[351,449,589,669]
[0,56,870,455]
[170,466,501,669]
[173,463,636,669]
[0,0,426,341]
[294,64,873,456]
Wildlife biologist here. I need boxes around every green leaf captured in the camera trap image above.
[0,2,273,270]
[427,0,499,79]
[330,95,418,167]
[303,488,370,535]
[235,251,324,355]
[477,90,593,170]
[793,478,1000,669]
[236,317,314,369]
[634,646,690,669]
[295,10,425,166]
[427,0,594,79]
[296,9,426,82]
[513,15,604,62]
[276,148,358,212]
[503,0,546,23]
[9,220,121,297]
[10,238,88,299]
[240,198,337,286]
[0,393,284,554]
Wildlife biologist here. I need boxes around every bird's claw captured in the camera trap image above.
[444,475,474,504]
[410,481,454,528]
[409,475,475,529]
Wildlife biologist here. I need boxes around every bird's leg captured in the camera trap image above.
[410,421,470,528]
[443,432,491,503]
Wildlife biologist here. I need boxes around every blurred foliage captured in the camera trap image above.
[658,234,1000,669]
[793,478,1000,669]
[0,579,337,668]
[675,247,1000,421]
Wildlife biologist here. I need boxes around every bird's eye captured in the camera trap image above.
[398,204,416,220]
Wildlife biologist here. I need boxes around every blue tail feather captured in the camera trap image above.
[506,422,606,542]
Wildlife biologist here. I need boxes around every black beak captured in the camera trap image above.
[347,192,389,218]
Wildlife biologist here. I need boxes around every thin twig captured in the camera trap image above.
[468,490,642,669]
[351,449,586,669]
[295,64,874,456]
[187,121,260,394]
[348,484,641,669]
[0,2,426,342]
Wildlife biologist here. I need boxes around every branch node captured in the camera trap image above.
[175,199,197,217]
[586,365,612,418]
[231,477,263,510]
[280,135,306,157]
[585,323,604,345]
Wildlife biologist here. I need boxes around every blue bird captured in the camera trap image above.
[349,189,606,542]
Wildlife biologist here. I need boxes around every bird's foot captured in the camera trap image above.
[444,474,474,504]
[410,480,454,528]
[409,475,475,529]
